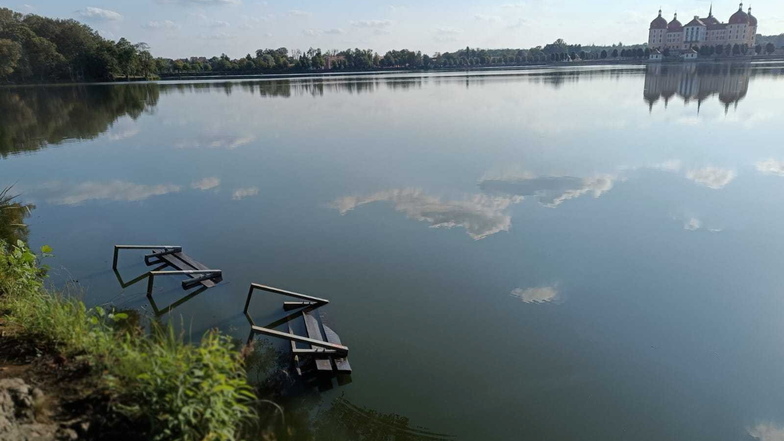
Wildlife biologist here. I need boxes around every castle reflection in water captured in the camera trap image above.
[644,63,750,112]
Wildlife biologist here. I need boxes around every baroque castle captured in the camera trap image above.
[648,3,758,51]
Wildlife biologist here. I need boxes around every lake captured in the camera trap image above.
[2,63,784,440]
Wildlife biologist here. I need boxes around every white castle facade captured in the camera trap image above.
[648,3,758,51]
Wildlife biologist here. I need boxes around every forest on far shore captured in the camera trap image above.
[2,7,783,84]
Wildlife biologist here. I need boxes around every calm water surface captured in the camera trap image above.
[2,63,784,440]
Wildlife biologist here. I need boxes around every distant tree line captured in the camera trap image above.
[756,34,784,49]
[657,42,776,58]
[3,7,783,84]
[0,8,154,82]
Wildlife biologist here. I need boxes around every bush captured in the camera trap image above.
[0,240,257,441]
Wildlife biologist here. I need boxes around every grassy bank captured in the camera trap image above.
[0,239,258,440]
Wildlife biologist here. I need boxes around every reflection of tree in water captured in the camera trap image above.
[0,83,160,157]
[242,341,452,441]
[255,393,453,441]
[0,187,33,244]
[308,396,453,441]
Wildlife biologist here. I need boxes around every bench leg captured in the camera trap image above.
[147,273,155,297]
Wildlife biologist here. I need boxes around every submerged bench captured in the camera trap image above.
[112,245,223,296]
[244,283,351,375]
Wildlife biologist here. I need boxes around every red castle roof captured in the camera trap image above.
[729,3,749,24]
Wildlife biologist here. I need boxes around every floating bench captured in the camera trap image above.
[244,283,351,375]
[112,245,223,296]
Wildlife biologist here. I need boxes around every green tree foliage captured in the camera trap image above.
[766,42,775,54]
[0,38,21,79]
[0,7,153,82]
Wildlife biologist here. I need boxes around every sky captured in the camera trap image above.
[9,0,784,59]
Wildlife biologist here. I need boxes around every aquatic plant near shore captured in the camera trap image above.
[0,240,257,441]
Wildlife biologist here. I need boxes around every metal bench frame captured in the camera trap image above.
[244,283,349,356]
[113,245,222,296]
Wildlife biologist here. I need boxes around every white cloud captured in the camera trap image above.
[351,19,393,28]
[33,181,181,206]
[288,9,311,17]
[199,32,238,40]
[174,136,255,149]
[749,422,784,441]
[303,28,346,36]
[232,187,259,200]
[238,15,274,29]
[209,20,231,28]
[156,0,241,5]
[756,159,784,177]
[686,167,736,189]
[507,18,527,29]
[324,28,347,35]
[474,14,501,22]
[511,286,559,304]
[142,20,180,30]
[76,7,123,21]
[435,26,463,35]
[191,177,221,191]
[333,188,522,240]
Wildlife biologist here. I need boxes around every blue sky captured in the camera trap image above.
[10,0,784,58]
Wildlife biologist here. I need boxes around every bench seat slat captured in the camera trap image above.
[303,311,332,372]
[323,325,352,373]
[152,250,220,288]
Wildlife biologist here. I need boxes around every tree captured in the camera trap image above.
[115,38,138,80]
[755,44,762,55]
[611,49,618,58]
[732,43,741,56]
[23,34,63,81]
[715,44,723,55]
[741,44,748,55]
[766,42,776,54]
[0,38,21,79]
[600,49,607,59]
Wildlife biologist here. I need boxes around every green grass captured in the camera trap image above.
[0,239,258,441]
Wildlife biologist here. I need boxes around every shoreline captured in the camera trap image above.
[3,56,784,87]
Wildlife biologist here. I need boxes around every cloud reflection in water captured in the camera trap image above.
[756,159,784,177]
[232,187,260,200]
[510,286,560,304]
[333,188,522,240]
[686,167,736,190]
[479,174,615,208]
[33,181,182,206]
[748,422,784,441]
[191,177,221,190]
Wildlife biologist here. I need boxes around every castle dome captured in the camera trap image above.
[650,10,668,29]
[748,8,757,26]
[668,14,683,31]
[729,3,749,24]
